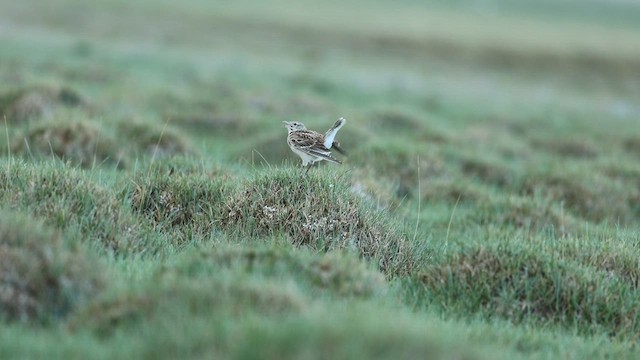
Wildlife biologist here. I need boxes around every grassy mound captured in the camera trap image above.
[167,246,387,299]
[0,160,141,253]
[12,120,124,169]
[115,119,194,158]
[519,173,635,225]
[478,195,576,235]
[0,85,88,123]
[69,246,466,360]
[218,168,422,276]
[72,246,350,335]
[124,161,229,245]
[414,243,640,338]
[0,210,103,324]
[10,118,194,169]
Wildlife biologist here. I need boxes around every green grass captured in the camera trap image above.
[1,0,640,358]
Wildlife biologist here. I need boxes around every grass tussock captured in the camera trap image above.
[218,168,422,276]
[10,118,195,170]
[115,120,194,158]
[0,210,103,324]
[0,160,140,252]
[480,195,575,235]
[12,120,125,169]
[125,163,229,244]
[416,246,640,338]
[520,174,635,224]
[0,85,88,123]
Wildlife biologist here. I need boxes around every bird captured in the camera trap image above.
[283,117,346,172]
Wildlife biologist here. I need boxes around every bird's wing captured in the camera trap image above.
[305,147,341,164]
[289,131,342,164]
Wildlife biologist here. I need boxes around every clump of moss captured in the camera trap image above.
[415,246,640,338]
[126,165,228,245]
[0,210,104,324]
[0,85,88,123]
[12,120,125,169]
[218,168,421,276]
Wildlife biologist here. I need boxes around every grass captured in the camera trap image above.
[1,0,640,358]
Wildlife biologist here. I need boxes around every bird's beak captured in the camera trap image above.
[283,121,290,126]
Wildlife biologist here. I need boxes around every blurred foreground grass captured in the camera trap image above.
[1,0,640,359]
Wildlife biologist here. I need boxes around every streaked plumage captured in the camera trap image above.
[283,117,346,170]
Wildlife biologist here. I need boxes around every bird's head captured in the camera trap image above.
[283,121,306,133]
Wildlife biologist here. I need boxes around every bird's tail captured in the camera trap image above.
[324,117,346,149]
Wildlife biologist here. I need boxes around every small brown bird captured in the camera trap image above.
[283,117,346,172]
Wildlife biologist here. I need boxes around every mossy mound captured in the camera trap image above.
[218,168,422,276]
[0,210,103,324]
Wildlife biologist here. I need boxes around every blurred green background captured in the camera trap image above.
[1,1,640,359]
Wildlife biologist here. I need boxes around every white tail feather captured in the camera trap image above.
[324,117,346,149]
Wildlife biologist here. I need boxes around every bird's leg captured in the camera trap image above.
[305,163,311,174]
